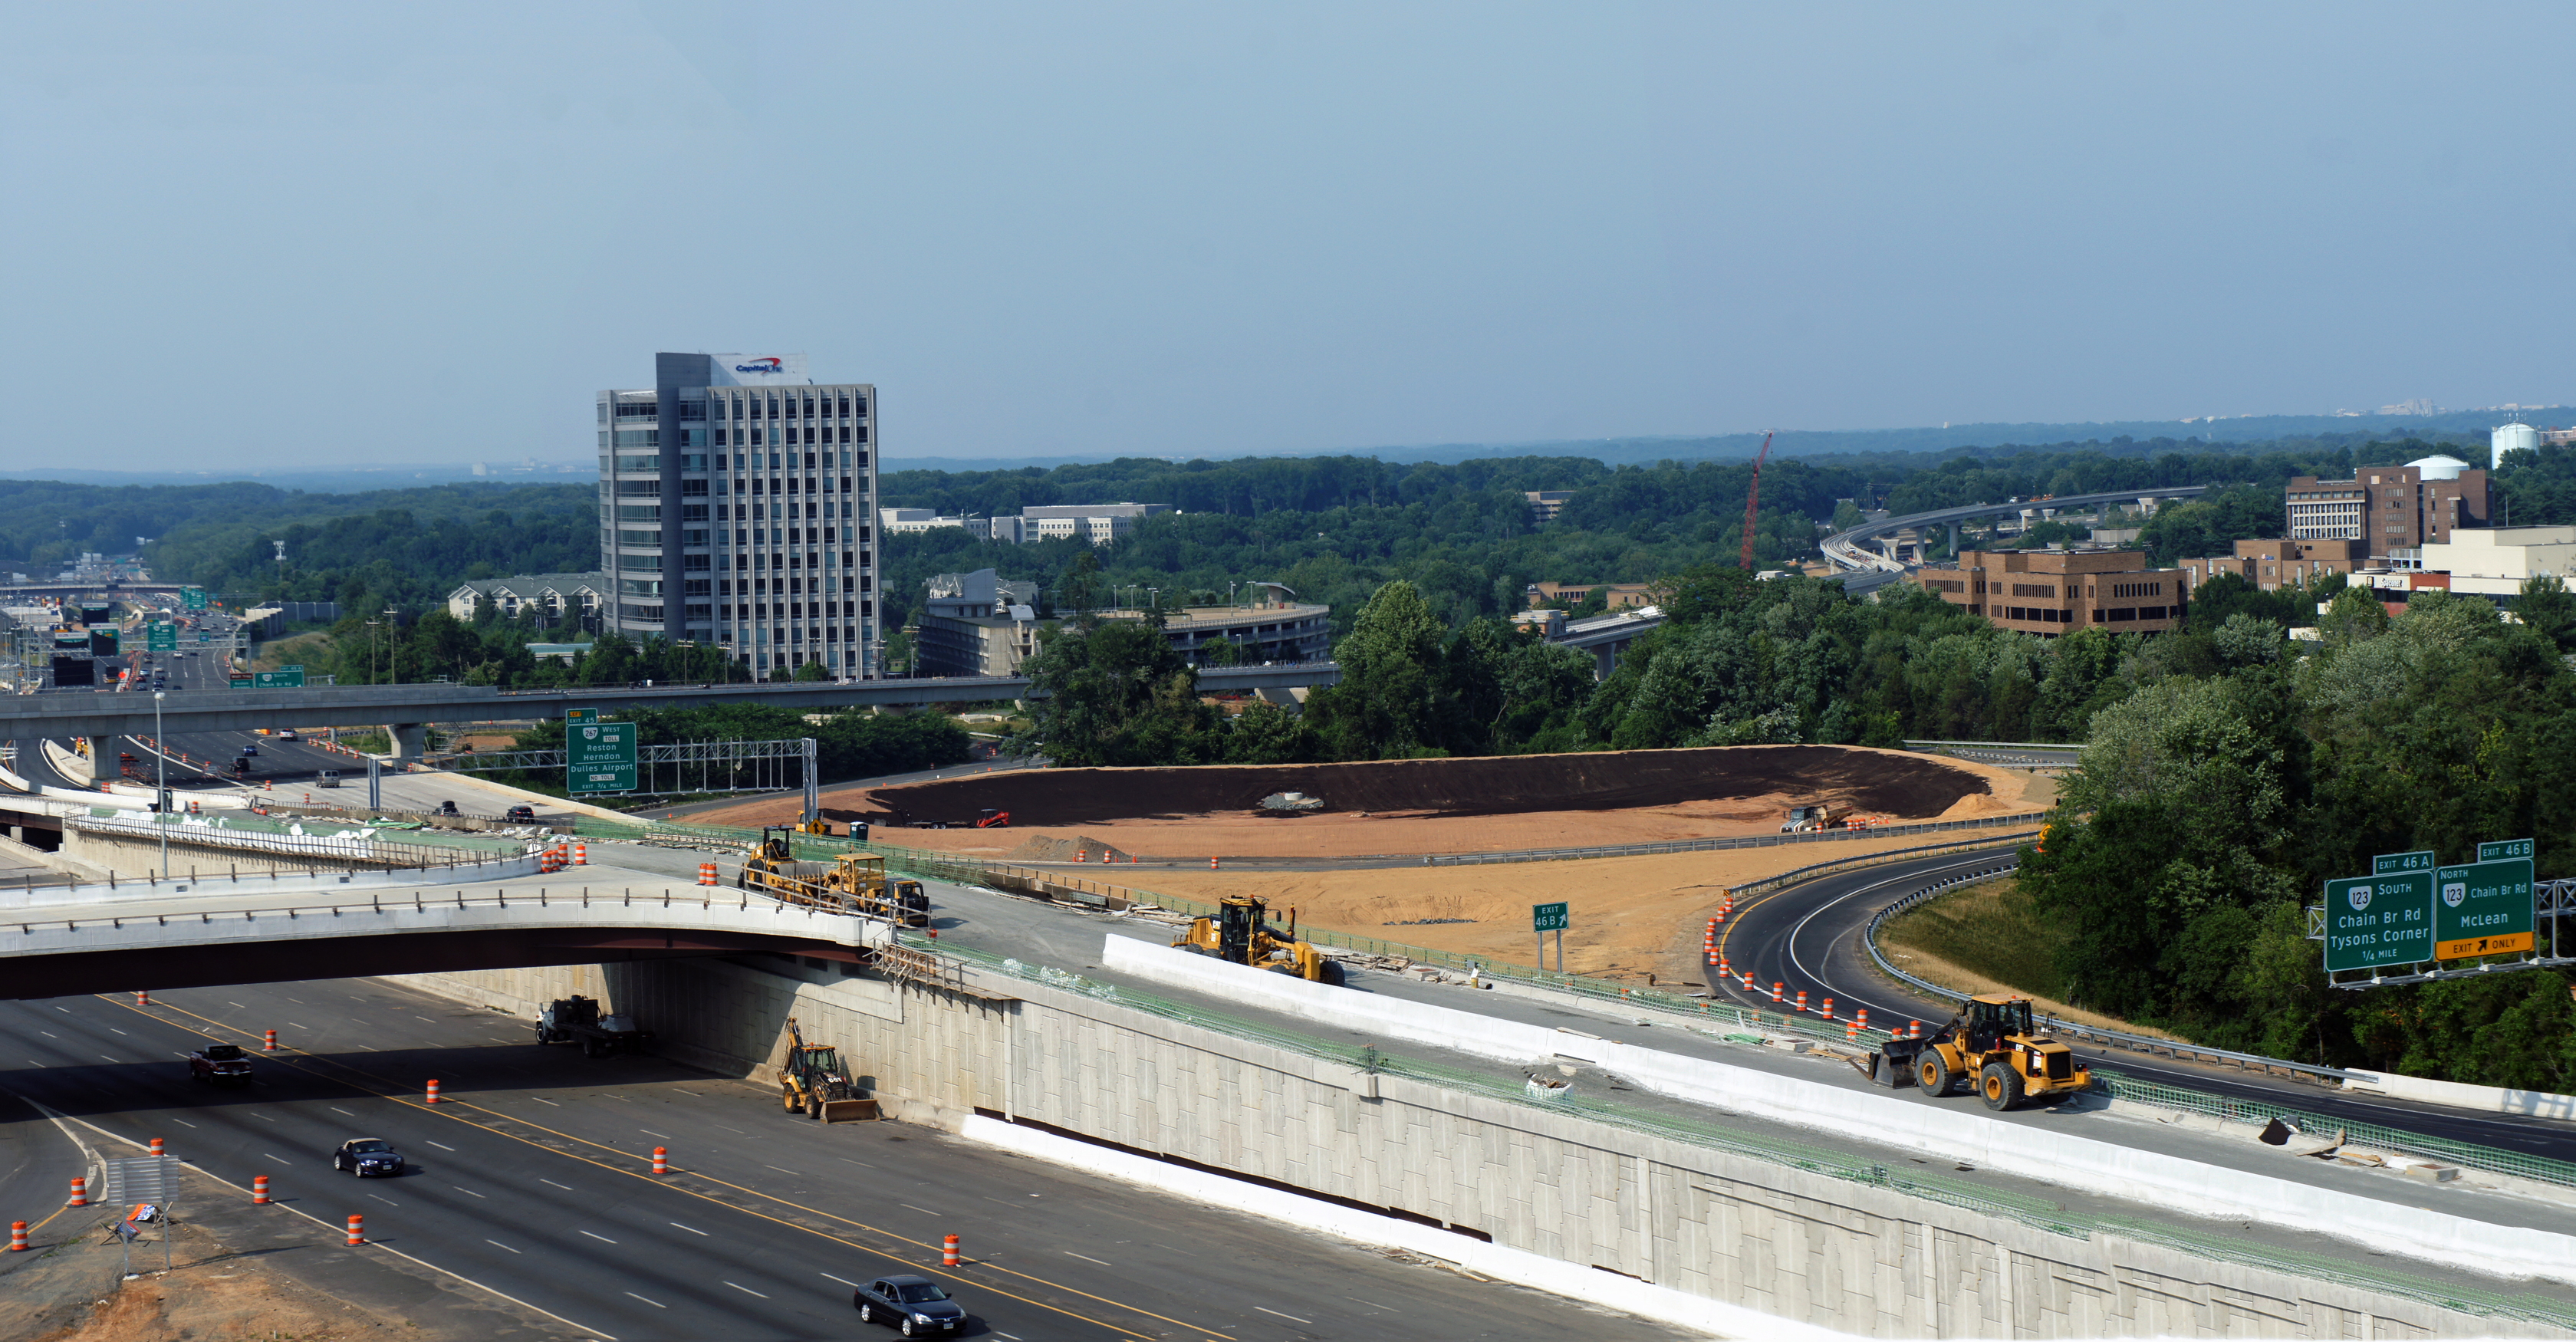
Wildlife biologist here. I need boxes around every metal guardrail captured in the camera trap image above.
[64,817,532,872]
[5,880,833,931]
[942,941,2576,1331]
[1423,811,2041,865]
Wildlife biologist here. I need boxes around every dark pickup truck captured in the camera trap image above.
[189,1042,252,1086]
[534,995,653,1057]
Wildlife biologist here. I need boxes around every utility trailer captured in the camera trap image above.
[533,995,655,1057]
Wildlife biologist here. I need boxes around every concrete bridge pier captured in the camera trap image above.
[382,725,429,761]
[78,737,120,787]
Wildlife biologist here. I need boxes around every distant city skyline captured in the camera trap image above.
[7,3,2575,472]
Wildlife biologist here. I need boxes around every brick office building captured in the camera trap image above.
[2177,538,2367,594]
[1910,550,2186,636]
[2284,455,2491,563]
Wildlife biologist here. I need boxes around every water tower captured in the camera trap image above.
[2493,421,2539,469]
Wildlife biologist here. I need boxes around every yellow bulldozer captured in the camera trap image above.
[778,1016,873,1121]
[1860,993,2089,1110]
[1173,895,1345,985]
[818,853,931,927]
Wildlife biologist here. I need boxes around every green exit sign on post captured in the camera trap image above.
[1532,902,1569,932]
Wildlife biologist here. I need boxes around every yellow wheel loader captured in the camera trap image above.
[1173,895,1345,985]
[778,1016,873,1121]
[1859,994,2088,1110]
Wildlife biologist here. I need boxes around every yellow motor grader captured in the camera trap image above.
[1173,895,1345,985]
[1862,993,2088,1110]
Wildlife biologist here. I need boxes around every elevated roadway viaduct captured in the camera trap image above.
[0,865,892,1000]
[1822,485,2213,594]
[0,661,1341,754]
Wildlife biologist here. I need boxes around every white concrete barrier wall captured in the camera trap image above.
[1100,934,2576,1288]
[962,1114,1852,1342]
[2345,1069,2576,1122]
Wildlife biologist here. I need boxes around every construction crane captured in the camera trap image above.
[1739,430,1775,570]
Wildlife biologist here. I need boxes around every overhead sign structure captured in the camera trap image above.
[182,587,208,610]
[147,622,177,652]
[2436,844,2536,960]
[252,665,304,688]
[567,718,637,794]
[2324,873,2434,972]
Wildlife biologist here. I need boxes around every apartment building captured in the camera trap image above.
[1910,550,2186,636]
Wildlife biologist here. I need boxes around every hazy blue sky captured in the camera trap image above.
[5,5,2569,470]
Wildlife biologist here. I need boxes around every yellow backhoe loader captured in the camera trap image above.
[1173,895,1345,985]
[778,1016,873,1121]
[1858,993,2088,1110]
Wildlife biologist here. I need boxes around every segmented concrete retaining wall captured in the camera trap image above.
[400,955,2570,1339]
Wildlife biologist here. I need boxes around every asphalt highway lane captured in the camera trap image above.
[1707,847,2576,1158]
[0,980,1687,1341]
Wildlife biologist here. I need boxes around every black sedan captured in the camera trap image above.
[332,1138,405,1177]
[853,1274,967,1335]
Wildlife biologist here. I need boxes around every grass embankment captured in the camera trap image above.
[1876,877,2178,1036]
[251,631,331,671]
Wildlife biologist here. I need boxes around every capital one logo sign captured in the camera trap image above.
[735,357,783,374]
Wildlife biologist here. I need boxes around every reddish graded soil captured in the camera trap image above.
[693,745,2044,860]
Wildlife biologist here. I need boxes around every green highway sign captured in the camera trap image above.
[2436,854,2535,960]
[251,666,305,688]
[2478,838,2536,863]
[146,623,177,652]
[229,676,252,689]
[181,587,208,610]
[2323,872,2433,972]
[568,720,636,794]
[2372,850,2436,877]
[1532,901,1569,933]
[566,708,600,725]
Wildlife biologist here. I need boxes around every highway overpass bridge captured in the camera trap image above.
[0,863,893,999]
[0,661,1340,752]
[1822,485,2212,594]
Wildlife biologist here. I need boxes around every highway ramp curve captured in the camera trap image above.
[1706,845,2576,1159]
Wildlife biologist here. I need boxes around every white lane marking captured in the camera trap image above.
[715,1126,745,1134]
[108,1028,127,1036]
[23,1061,41,1067]
[227,1002,245,1009]
[579,1229,617,1244]
[97,1055,119,1064]
[55,1007,67,1012]
[356,1045,379,1051]
[625,1292,666,1308]
[453,1186,486,1198]
[284,998,303,1005]
[286,1022,308,1029]
[724,1281,767,1298]
[1256,1307,1314,1324]
[263,1153,290,1165]
[331,1107,356,1117]
[531,1097,561,1107]
[38,1031,56,1038]
[486,1238,521,1253]
[414,1015,436,1024]
[369,1194,398,1205]
[669,1222,707,1236]
[171,1118,196,1128]
[540,1179,576,1192]
[1063,1251,1110,1266]
[1349,1296,1399,1311]
[819,1272,859,1287]
[638,1128,669,1138]
[427,1141,456,1151]
[901,1204,939,1216]
[250,1113,275,1122]
[764,1164,800,1175]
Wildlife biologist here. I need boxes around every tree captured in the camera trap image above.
[1305,581,1447,758]
[2515,573,2576,652]
[1013,617,1217,766]
[794,658,831,682]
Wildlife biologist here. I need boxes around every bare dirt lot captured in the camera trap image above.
[693,745,2050,861]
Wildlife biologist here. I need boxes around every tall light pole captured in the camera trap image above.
[153,690,169,877]
[382,607,400,685]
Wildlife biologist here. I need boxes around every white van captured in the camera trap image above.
[318,769,342,788]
